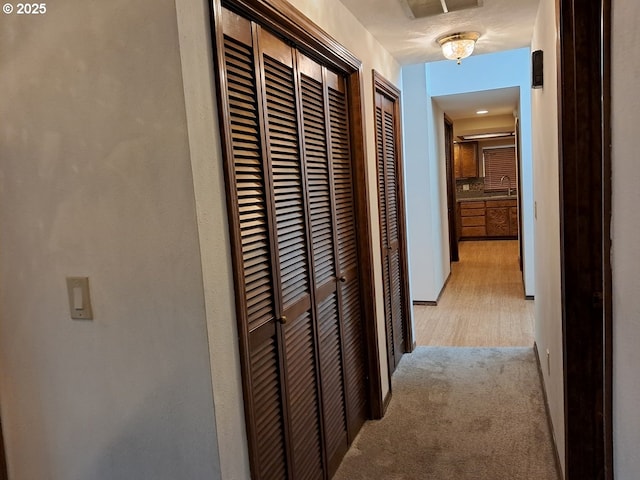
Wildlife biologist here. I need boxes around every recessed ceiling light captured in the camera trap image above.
[476,110,489,115]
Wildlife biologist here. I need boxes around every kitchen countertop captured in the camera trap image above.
[456,192,518,202]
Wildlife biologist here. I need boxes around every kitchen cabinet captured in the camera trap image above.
[486,199,518,238]
[458,198,518,239]
[486,207,510,236]
[458,200,486,237]
[454,142,479,179]
[509,206,518,236]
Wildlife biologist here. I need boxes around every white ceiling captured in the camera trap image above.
[433,86,520,119]
[338,0,536,132]
[339,0,541,65]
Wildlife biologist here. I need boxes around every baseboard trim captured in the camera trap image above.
[533,342,564,480]
[382,389,392,415]
[436,272,452,303]
[412,272,452,307]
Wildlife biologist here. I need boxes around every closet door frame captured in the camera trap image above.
[372,71,414,380]
[209,0,385,474]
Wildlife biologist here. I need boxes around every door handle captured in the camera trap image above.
[339,276,346,283]
[278,315,288,325]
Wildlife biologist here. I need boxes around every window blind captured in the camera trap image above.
[484,146,516,191]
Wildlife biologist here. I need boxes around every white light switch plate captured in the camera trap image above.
[66,277,93,320]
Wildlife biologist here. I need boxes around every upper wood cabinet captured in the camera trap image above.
[454,142,479,179]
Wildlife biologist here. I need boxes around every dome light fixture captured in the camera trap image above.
[437,32,480,65]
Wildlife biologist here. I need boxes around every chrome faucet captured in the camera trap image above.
[500,175,512,196]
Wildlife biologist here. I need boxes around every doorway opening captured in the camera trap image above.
[415,87,533,348]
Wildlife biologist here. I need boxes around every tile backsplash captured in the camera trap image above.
[456,177,485,193]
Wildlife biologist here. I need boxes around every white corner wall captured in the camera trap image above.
[612,0,640,477]
[0,1,220,478]
[401,48,535,302]
[402,64,441,301]
[531,0,565,475]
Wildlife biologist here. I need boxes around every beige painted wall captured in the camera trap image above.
[612,0,640,477]
[452,114,515,138]
[531,0,565,475]
[0,0,220,478]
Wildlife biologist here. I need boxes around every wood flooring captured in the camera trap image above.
[414,240,534,347]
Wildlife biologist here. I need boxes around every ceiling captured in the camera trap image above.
[339,0,541,65]
[432,86,520,119]
[338,0,536,132]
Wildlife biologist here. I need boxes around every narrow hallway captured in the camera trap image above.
[334,240,559,479]
[415,240,534,347]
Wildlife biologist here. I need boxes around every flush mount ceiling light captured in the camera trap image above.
[437,32,480,64]
[476,109,489,115]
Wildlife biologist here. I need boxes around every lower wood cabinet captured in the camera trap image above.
[459,200,486,237]
[459,199,518,239]
[509,206,518,236]
[486,207,510,236]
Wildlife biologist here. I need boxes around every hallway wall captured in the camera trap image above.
[402,65,449,302]
[0,0,220,478]
[612,0,640,476]
[531,0,564,475]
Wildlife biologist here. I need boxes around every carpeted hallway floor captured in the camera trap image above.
[334,347,560,480]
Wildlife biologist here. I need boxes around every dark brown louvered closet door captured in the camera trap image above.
[221,13,287,479]
[261,31,325,480]
[328,76,368,440]
[298,55,350,477]
[375,91,406,374]
[218,8,368,480]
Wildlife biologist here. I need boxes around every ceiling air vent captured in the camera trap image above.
[398,0,482,19]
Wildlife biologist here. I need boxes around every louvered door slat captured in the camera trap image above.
[384,110,399,244]
[251,333,287,480]
[263,48,324,480]
[263,51,310,305]
[376,101,395,373]
[375,90,406,374]
[300,69,349,472]
[302,74,336,289]
[383,106,404,363]
[317,293,347,460]
[329,85,367,438]
[283,312,323,480]
[390,249,404,358]
[222,21,288,480]
[376,105,388,246]
[340,276,367,427]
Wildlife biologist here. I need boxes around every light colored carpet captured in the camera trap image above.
[334,347,560,480]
